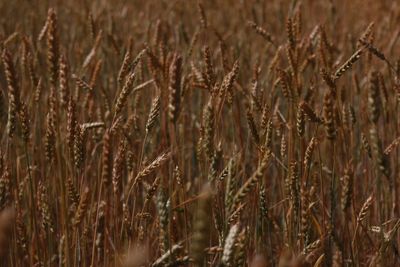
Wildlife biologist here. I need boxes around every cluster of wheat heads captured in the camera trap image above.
[0,0,400,266]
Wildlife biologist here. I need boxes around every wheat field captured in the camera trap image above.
[0,0,400,266]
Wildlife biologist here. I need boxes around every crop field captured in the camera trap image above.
[0,0,400,266]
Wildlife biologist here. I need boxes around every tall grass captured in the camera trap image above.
[0,0,400,266]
